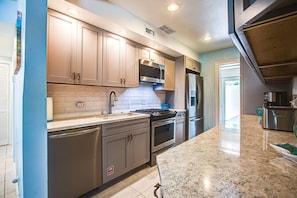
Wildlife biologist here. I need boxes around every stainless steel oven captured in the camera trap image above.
[151,117,175,153]
[134,109,176,166]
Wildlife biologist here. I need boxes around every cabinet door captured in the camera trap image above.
[47,10,77,84]
[128,127,150,170]
[77,22,103,86]
[102,32,123,87]
[102,132,129,184]
[139,47,151,60]
[185,56,200,73]
[185,56,194,71]
[123,40,139,87]
[151,50,165,65]
[163,58,175,91]
[175,118,185,146]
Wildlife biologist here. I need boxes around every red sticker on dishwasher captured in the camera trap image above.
[107,165,114,176]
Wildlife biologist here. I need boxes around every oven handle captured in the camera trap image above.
[152,118,175,127]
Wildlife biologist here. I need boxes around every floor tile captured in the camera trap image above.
[4,181,16,195]
[110,186,140,198]
[136,194,146,198]
[141,185,162,198]
[0,145,16,198]
[130,172,159,194]
[0,181,4,197]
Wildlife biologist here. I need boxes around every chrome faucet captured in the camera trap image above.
[108,91,117,114]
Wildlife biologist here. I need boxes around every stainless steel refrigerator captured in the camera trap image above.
[186,73,204,140]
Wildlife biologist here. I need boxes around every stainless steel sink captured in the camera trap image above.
[95,112,140,120]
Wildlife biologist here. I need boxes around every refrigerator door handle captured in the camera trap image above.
[190,117,203,122]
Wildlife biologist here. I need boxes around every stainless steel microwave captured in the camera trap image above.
[139,59,165,84]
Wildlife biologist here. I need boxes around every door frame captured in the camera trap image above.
[215,60,240,126]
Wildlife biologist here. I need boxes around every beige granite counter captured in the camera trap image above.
[157,115,297,197]
[47,113,150,132]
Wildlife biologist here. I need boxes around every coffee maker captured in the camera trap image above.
[262,91,295,131]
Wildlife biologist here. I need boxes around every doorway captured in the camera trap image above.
[0,62,11,145]
[219,64,240,127]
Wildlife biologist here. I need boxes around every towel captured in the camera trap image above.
[277,143,297,155]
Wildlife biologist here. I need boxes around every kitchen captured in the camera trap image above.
[0,0,296,197]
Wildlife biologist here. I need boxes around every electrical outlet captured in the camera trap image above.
[76,101,84,108]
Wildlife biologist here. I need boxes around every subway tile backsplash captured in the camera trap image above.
[47,83,166,120]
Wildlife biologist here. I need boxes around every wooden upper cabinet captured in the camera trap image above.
[163,58,175,91]
[47,10,77,84]
[139,47,165,65]
[123,40,139,88]
[102,32,123,87]
[76,22,103,86]
[103,32,139,87]
[150,51,165,65]
[185,56,200,73]
[47,10,103,86]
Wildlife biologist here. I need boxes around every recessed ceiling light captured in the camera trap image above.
[68,8,78,15]
[203,35,212,41]
[167,3,179,12]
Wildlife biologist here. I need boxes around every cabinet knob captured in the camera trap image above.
[123,78,126,85]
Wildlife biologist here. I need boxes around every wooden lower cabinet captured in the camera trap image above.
[102,118,150,183]
[175,112,185,146]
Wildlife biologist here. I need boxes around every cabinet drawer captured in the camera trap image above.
[102,118,150,136]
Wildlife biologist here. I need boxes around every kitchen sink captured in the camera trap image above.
[95,112,140,120]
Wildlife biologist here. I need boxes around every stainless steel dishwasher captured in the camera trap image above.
[48,126,102,198]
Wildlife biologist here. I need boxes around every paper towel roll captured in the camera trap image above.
[47,97,53,122]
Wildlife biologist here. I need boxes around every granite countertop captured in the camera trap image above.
[47,113,150,132]
[157,115,297,197]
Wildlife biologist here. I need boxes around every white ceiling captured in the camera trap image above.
[0,0,234,60]
[106,0,234,54]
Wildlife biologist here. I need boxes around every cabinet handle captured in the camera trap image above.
[72,72,76,80]
[127,134,130,142]
[123,78,126,85]
[130,134,133,141]
[76,73,81,81]
[120,78,123,84]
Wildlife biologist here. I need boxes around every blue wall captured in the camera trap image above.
[14,0,48,197]
[200,47,240,130]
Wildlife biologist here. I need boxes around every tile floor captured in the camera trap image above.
[0,144,161,198]
[0,145,17,198]
[90,165,162,198]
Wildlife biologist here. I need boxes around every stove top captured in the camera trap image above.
[134,109,176,121]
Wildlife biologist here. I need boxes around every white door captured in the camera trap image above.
[0,63,10,145]
[219,64,240,127]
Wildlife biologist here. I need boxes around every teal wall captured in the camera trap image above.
[199,47,240,130]
[13,0,48,197]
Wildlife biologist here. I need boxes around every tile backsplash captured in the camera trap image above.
[47,83,165,120]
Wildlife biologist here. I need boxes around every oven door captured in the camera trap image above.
[151,118,175,153]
